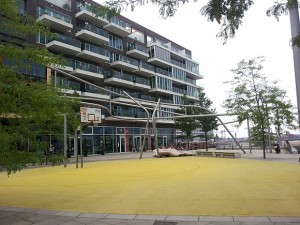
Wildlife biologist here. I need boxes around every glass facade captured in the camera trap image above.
[70,126,176,155]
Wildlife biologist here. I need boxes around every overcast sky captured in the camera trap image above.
[97,0,296,137]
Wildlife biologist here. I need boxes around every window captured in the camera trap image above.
[108,34,123,50]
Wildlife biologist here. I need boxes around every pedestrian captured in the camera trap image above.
[275,142,280,154]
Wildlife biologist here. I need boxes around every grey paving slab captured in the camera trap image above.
[55,211,82,217]
[121,219,155,225]
[11,221,33,225]
[207,222,242,225]
[234,216,271,222]
[33,209,59,215]
[199,216,234,222]
[274,223,300,225]
[97,218,126,224]
[0,214,25,225]
[269,217,300,222]
[177,222,210,225]
[105,214,136,219]
[78,212,108,218]
[73,216,100,224]
[59,221,85,225]
[166,215,199,222]
[25,214,55,223]
[239,222,275,225]
[0,210,16,218]
[89,221,114,225]
[134,215,167,220]
[31,218,64,225]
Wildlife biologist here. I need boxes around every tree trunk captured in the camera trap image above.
[289,0,300,130]
[205,132,208,151]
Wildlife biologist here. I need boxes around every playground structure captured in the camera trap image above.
[50,66,246,161]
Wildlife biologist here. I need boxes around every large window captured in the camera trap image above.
[172,67,186,81]
[149,46,170,62]
[151,76,172,91]
[186,60,199,74]
[108,34,123,50]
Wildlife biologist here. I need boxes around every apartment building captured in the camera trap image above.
[2,0,203,155]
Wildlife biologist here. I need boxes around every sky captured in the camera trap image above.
[96,0,297,137]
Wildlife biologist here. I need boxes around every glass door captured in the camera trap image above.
[163,136,168,147]
[133,136,141,152]
[119,135,125,153]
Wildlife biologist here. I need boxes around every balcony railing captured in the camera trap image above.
[48,33,81,48]
[110,17,131,31]
[135,76,150,86]
[74,60,102,74]
[84,84,106,95]
[186,78,196,85]
[140,62,155,72]
[37,7,71,24]
[173,87,187,95]
[171,59,185,69]
[76,3,107,19]
[56,77,80,91]
[111,55,139,67]
[105,71,149,86]
[127,42,148,53]
[82,43,109,57]
[77,23,108,38]
[156,67,171,77]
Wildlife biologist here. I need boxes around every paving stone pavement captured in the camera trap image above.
[1,207,300,225]
[1,150,299,225]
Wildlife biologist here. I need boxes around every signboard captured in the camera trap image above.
[80,107,101,123]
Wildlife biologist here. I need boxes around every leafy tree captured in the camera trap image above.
[223,56,296,158]
[175,96,199,149]
[197,89,218,151]
[0,0,79,174]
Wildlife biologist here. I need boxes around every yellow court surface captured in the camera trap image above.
[0,157,299,216]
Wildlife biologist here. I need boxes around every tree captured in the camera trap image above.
[0,0,79,174]
[175,96,199,149]
[223,56,297,158]
[197,89,218,151]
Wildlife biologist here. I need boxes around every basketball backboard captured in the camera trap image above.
[80,107,101,123]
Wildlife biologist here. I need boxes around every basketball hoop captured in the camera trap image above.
[80,107,101,124]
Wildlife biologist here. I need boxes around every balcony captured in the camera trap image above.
[75,24,109,45]
[110,55,139,72]
[71,61,103,80]
[75,4,109,27]
[37,7,73,32]
[51,59,74,72]
[126,42,149,59]
[149,88,174,95]
[76,43,109,63]
[104,71,150,91]
[133,62,155,77]
[103,17,131,37]
[81,84,109,100]
[147,57,172,68]
[46,34,81,55]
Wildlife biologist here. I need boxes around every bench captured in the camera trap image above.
[196,151,241,158]
[215,152,241,158]
[196,151,214,157]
